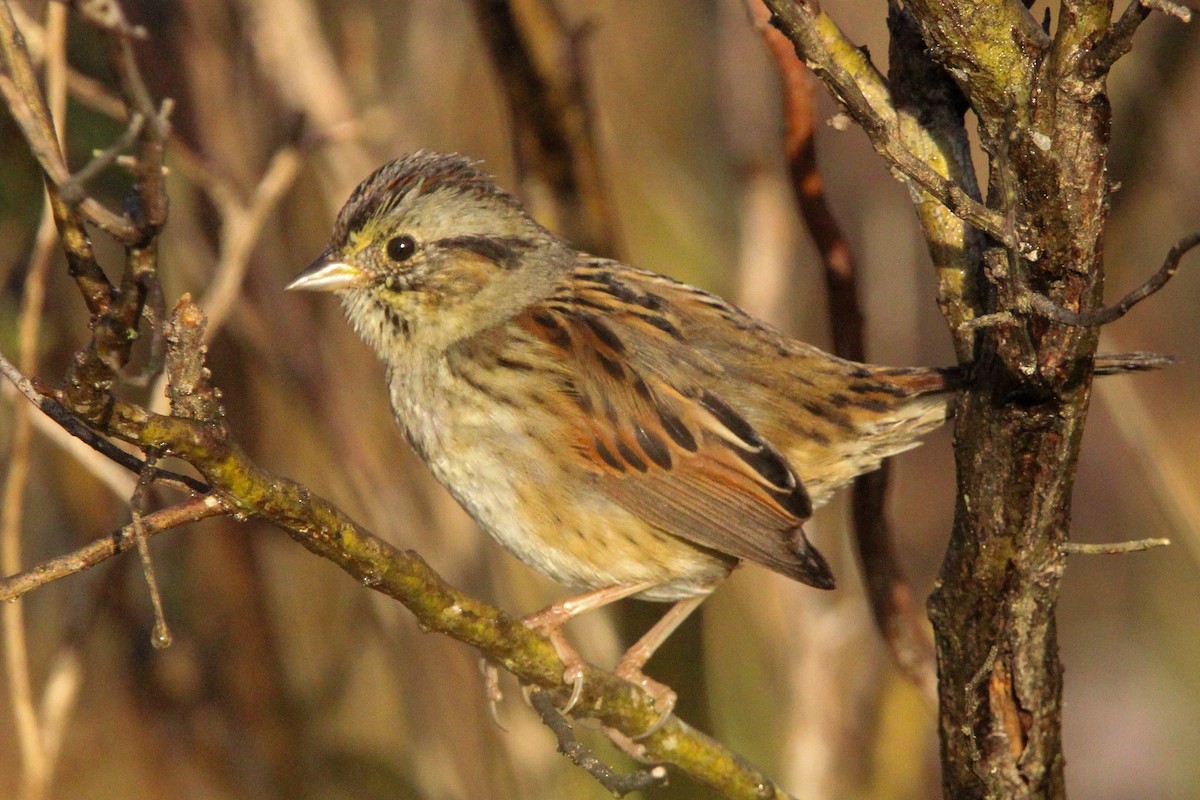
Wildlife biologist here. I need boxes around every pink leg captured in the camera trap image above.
[613,594,708,738]
[522,581,658,713]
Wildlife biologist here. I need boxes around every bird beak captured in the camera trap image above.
[286,252,362,292]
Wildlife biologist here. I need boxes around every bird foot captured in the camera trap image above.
[520,607,588,715]
[479,657,509,731]
[614,656,676,741]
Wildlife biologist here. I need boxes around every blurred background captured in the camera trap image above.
[0,1,1197,798]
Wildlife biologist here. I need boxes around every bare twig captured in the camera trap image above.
[1026,232,1200,327]
[750,0,937,703]
[58,111,145,204]
[130,455,172,649]
[1090,0,1194,73]
[529,691,670,797]
[1060,538,1170,555]
[0,497,225,604]
[163,296,224,424]
[0,350,209,494]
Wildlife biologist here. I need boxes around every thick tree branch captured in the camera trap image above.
[902,0,1046,126]
[886,0,987,361]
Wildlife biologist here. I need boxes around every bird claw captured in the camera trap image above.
[523,606,588,714]
[602,670,674,759]
[480,657,508,732]
[559,663,585,715]
[615,659,677,741]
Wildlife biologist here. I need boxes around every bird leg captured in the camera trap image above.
[483,584,707,737]
[521,581,657,713]
[613,594,708,740]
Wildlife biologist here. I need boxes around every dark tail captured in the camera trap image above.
[1094,352,1176,375]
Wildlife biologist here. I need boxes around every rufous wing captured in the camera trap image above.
[515,272,835,589]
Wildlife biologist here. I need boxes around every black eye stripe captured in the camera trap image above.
[438,235,532,269]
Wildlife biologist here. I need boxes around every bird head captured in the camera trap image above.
[288,151,571,358]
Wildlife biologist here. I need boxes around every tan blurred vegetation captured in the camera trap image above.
[1,1,1198,798]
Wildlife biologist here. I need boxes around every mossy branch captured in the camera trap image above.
[0,2,798,796]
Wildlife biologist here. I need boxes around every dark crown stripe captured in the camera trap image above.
[333,152,518,243]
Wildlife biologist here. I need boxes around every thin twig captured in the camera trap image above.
[1144,0,1194,21]
[0,350,209,494]
[529,691,670,797]
[0,496,226,604]
[131,455,172,648]
[1026,232,1200,327]
[1089,1,1154,73]
[58,111,145,203]
[1061,538,1169,555]
[751,0,937,703]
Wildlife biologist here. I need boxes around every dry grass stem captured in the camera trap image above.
[2,6,68,797]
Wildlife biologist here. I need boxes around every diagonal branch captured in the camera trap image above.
[1026,231,1200,327]
[0,298,797,800]
[0,496,226,603]
[761,0,1011,246]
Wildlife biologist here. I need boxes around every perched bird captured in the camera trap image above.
[287,151,960,717]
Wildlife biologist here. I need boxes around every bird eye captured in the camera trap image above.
[386,234,417,262]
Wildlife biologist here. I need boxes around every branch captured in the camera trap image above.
[58,110,145,204]
[0,350,209,494]
[1061,537,1170,555]
[1026,231,1200,327]
[0,496,226,603]
[529,691,670,797]
[761,0,1011,246]
[1086,0,1192,76]
[885,0,987,361]
[900,0,1046,112]
[749,0,936,702]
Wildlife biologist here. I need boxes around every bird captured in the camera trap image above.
[285,150,1064,724]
